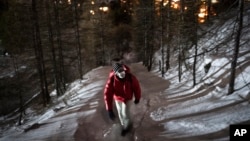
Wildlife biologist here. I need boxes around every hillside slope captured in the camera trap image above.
[1,58,250,141]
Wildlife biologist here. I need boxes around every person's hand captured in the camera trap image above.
[134,99,140,104]
[108,110,116,120]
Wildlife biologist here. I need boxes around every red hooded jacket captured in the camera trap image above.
[104,65,141,111]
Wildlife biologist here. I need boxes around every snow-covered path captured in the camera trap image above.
[1,62,250,141]
[0,63,169,141]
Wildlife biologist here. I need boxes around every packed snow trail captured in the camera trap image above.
[73,63,170,141]
[1,62,250,141]
[0,63,169,141]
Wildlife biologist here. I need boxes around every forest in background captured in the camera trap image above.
[0,0,246,120]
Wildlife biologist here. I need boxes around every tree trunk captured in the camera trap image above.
[193,41,198,87]
[178,44,182,82]
[32,0,50,105]
[142,2,148,67]
[193,2,199,87]
[73,0,83,79]
[147,0,155,71]
[143,24,148,67]
[178,0,185,82]
[165,0,172,72]
[54,0,66,95]
[207,0,212,21]
[12,56,24,125]
[160,0,164,77]
[45,0,61,96]
[228,0,244,95]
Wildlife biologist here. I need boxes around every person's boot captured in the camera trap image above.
[121,128,128,136]
[120,123,132,136]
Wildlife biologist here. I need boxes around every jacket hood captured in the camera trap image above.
[109,64,130,78]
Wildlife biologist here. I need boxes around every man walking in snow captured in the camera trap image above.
[104,63,141,136]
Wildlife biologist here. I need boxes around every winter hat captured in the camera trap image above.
[113,63,123,73]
